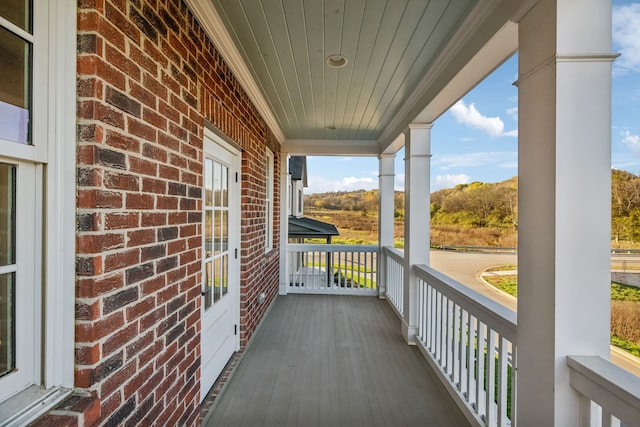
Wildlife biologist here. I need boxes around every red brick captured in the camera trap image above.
[102,322,139,357]
[105,248,140,272]
[78,233,125,254]
[127,229,156,246]
[105,212,139,230]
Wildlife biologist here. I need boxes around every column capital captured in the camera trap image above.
[407,122,433,130]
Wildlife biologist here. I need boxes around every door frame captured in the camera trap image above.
[200,127,242,401]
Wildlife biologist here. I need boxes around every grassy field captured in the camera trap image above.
[305,208,518,248]
[484,273,640,358]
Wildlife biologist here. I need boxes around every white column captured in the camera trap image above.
[402,124,431,344]
[279,152,290,295]
[378,154,396,298]
[517,0,615,425]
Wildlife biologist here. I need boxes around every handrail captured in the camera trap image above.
[288,243,378,252]
[415,264,517,340]
[286,243,378,295]
[382,246,404,263]
[568,355,640,427]
[414,264,517,427]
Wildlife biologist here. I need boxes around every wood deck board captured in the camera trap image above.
[204,295,470,426]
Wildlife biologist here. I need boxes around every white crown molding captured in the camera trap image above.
[377,0,514,153]
[282,139,380,156]
[185,0,286,143]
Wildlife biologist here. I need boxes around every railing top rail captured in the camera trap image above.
[568,355,640,425]
[287,243,379,252]
[382,246,404,263]
[415,263,517,340]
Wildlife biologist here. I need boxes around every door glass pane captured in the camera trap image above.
[0,0,31,32]
[0,164,15,266]
[221,254,228,297]
[204,159,213,207]
[221,165,228,207]
[0,273,15,378]
[214,210,221,256]
[203,261,212,309]
[213,162,221,207]
[221,210,228,252]
[213,257,220,303]
[0,26,31,145]
[204,210,213,257]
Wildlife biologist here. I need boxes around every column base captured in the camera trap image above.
[402,319,418,345]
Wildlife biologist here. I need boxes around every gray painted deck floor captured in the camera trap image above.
[204,295,470,427]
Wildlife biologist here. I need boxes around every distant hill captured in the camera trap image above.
[305,170,640,243]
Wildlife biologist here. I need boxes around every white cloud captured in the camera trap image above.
[306,175,377,193]
[394,174,405,192]
[613,4,640,75]
[449,100,517,138]
[432,174,472,191]
[621,130,640,156]
[506,106,518,122]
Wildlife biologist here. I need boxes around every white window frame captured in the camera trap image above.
[0,0,76,422]
[265,148,274,252]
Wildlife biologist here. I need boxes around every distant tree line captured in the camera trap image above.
[612,169,640,243]
[305,170,640,242]
[305,190,405,218]
[430,177,518,229]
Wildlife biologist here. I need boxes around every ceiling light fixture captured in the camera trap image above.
[326,54,348,68]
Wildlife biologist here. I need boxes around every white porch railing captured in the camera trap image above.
[415,264,517,427]
[382,246,404,316]
[568,355,640,427]
[287,244,378,295]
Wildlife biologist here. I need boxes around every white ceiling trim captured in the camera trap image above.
[184,0,286,143]
[377,0,509,152]
[282,139,381,156]
[412,23,517,126]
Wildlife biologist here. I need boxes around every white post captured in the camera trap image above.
[402,124,431,344]
[279,152,290,295]
[378,154,395,298]
[517,0,615,425]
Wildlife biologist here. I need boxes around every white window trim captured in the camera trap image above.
[0,0,76,417]
[265,148,274,252]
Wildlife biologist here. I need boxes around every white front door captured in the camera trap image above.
[200,130,241,401]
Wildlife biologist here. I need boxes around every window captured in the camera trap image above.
[0,0,75,418]
[265,149,274,251]
[0,0,31,145]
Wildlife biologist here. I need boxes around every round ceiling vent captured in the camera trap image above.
[326,54,348,68]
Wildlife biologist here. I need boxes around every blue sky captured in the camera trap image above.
[306,0,640,194]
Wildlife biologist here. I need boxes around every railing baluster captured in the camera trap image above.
[477,322,486,420]
[485,329,496,426]
[497,336,508,427]
[453,304,461,386]
[460,309,468,395]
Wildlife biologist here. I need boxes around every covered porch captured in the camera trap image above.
[189,0,640,425]
[207,246,640,426]
[204,294,470,426]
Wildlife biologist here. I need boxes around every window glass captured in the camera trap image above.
[0,163,16,379]
[0,0,31,32]
[0,26,31,144]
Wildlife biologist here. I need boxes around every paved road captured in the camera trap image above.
[429,249,640,377]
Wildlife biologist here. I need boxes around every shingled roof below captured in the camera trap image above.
[288,216,339,239]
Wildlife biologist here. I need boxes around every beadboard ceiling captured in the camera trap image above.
[198,0,524,153]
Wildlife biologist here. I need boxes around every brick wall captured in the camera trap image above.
[75,0,280,424]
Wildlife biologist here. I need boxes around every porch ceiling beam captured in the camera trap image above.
[378,3,519,154]
[282,139,380,156]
